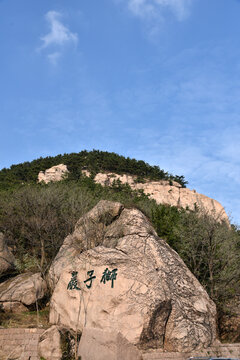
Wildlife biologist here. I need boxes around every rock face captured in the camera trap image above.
[49,200,217,352]
[78,327,143,360]
[38,164,69,183]
[0,272,47,312]
[48,200,124,289]
[86,171,228,222]
[0,232,15,276]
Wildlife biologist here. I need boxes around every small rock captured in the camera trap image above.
[0,272,47,311]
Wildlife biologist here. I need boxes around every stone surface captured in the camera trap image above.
[38,164,69,183]
[49,201,217,353]
[0,300,28,312]
[0,328,238,360]
[78,327,143,360]
[0,232,15,276]
[190,342,240,358]
[0,272,47,310]
[0,328,44,360]
[48,200,123,289]
[38,325,62,360]
[142,343,240,359]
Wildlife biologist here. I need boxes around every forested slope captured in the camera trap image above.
[0,151,239,341]
[0,150,187,190]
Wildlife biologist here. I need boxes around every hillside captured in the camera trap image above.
[0,151,239,343]
[0,150,188,190]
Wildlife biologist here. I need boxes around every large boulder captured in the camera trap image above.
[78,327,143,360]
[49,201,217,352]
[0,232,15,277]
[0,272,47,312]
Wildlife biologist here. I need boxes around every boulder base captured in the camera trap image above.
[78,327,143,360]
[38,325,62,360]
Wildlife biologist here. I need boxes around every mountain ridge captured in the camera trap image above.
[0,150,187,190]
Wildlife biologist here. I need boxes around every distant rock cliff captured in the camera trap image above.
[83,170,228,222]
[38,164,69,184]
[37,165,228,222]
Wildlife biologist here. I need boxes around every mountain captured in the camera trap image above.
[0,150,239,343]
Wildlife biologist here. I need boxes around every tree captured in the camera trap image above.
[0,183,95,274]
[173,208,240,309]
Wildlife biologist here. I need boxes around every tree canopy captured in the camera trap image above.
[0,150,188,190]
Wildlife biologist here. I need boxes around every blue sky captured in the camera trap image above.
[1,0,240,224]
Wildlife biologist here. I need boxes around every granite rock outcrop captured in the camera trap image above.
[49,200,217,352]
[84,171,228,222]
[38,164,69,184]
[37,165,228,221]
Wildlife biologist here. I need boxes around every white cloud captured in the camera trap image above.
[41,11,78,49]
[39,11,78,63]
[47,52,61,65]
[126,0,193,21]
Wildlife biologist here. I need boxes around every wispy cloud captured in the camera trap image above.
[47,51,61,65]
[41,11,78,48]
[39,11,78,64]
[125,0,193,21]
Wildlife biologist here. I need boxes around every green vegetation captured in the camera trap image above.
[0,151,239,341]
[152,205,240,312]
[0,149,188,190]
[0,307,49,328]
[0,178,156,275]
